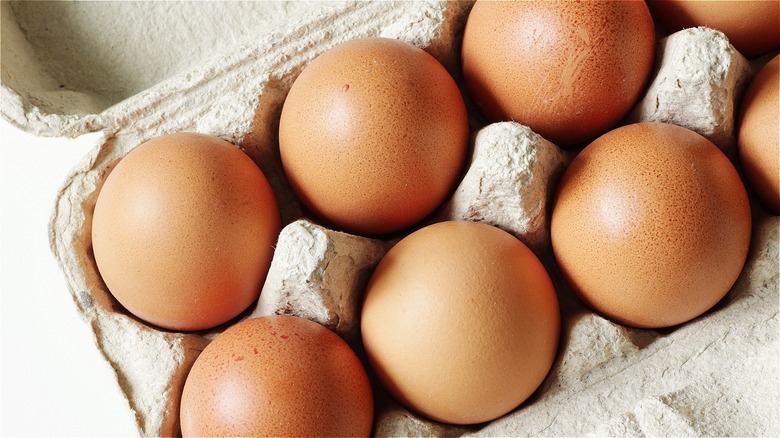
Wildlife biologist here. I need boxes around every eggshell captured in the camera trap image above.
[738,55,780,214]
[461,0,655,147]
[91,132,280,331]
[361,221,560,425]
[279,37,469,235]
[180,316,373,436]
[647,0,780,57]
[551,122,752,329]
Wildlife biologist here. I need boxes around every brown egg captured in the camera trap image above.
[551,123,752,329]
[91,133,280,331]
[648,0,780,57]
[278,37,469,235]
[461,0,655,147]
[361,221,560,425]
[180,316,374,437]
[738,55,780,214]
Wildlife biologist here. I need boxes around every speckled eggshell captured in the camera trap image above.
[180,316,374,437]
[361,221,560,425]
[278,37,469,235]
[461,0,655,147]
[551,122,752,329]
[738,55,780,214]
[91,132,281,331]
[648,0,780,57]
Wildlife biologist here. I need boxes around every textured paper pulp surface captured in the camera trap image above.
[1,1,777,436]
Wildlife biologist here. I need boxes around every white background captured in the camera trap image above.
[1,117,138,436]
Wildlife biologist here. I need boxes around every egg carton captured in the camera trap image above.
[2,1,777,436]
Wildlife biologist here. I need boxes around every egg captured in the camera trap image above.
[278,37,469,235]
[91,132,280,331]
[461,0,655,147]
[180,316,374,436]
[647,0,780,57]
[551,123,752,329]
[738,55,780,214]
[361,221,560,425]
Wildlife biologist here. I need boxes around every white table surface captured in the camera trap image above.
[1,117,139,436]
